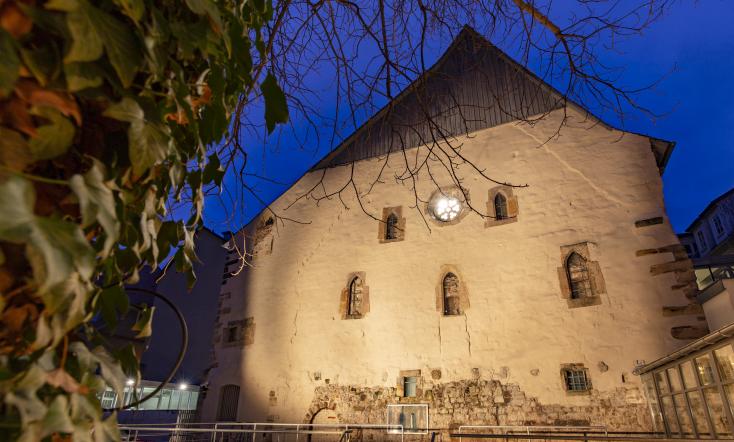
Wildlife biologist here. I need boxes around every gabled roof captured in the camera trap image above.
[686,187,734,232]
[237,26,675,232]
[311,26,674,174]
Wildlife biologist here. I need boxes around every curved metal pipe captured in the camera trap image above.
[103,287,189,411]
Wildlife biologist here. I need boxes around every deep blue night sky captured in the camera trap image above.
[203,1,734,235]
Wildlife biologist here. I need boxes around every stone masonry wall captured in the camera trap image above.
[202,107,697,429]
[305,376,651,437]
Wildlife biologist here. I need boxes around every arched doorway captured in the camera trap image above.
[308,408,341,442]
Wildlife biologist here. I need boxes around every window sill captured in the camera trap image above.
[566,296,602,309]
[564,389,592,396]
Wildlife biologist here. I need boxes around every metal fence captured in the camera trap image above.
[119,422,406,442]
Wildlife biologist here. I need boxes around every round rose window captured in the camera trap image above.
[428,190,464,222]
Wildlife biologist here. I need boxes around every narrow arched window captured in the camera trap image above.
[348,276,363,316]
[494,193,508,220]
[217,384,240,422]
[443,273,461,315]
[566,252,592,299]
[386,213,398,240]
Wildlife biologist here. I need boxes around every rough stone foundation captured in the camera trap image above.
[305,379,652,437]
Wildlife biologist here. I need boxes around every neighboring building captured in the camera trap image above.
[141,227,228,386]
[109,227,227,425]
[202,27,703,434]
[678,187,734,259]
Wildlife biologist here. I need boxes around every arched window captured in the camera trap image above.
[442,273,461,315]
[566,252,592,299]
[386,213,398,240]
[348,276,363,316]
[217,384,240,422]
[494,193,508,220]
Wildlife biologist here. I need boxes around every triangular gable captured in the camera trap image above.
[311,26,564,170]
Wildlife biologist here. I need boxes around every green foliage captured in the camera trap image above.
[0,0,288,439]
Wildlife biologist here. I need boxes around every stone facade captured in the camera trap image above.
[201,107,696,433]
[304,374,651,438]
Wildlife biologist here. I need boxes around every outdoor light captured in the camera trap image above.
[126,379,135,386]
[178,382,188,390]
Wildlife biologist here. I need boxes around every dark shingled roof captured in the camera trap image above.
[311,26,674,174]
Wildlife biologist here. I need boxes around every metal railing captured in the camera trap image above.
[119,422,405,442]
[457,425,608,442]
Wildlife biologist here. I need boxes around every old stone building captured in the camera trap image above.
[200,27,704,434]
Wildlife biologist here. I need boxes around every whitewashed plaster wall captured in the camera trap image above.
[202,108,694,426]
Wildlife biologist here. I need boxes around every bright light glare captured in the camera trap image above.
[433,196,461,221]
[178,382,188,390]
[126,379,135,386]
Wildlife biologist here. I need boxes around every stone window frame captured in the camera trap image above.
[378,206,406,243]
[221,317,255,347]
[424,186,471,227]
[557,242,606,309]
[560,363,592,395]
[435,265,469,316]
[251,216,275,258]
[396,370,423,399]
[339,272,370,319]
[485,186,519,227]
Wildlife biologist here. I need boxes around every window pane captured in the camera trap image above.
[404,377,417,397]
[688,391,714,438]
[661,395,680,434]
[674,394,694,437]
[158,388,172,410]
[715,346,734,382]
[187,391,199,410]
[651,402,665,434]
[681,361,698,389]
[656,371,670,395]
[668,368,683,392]
[696,355,717,386]
[170,389,182,409]
[725,385,734,425]
[704,387,732,437]
[138,387,159,410]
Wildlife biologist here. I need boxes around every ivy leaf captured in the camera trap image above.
[39,396,74,438]
[28,106,75,161]
[0,127,33,172]
[104,97,170,176]
[260,72,288,134]
[0,29,19,97]
[20,45,59,87]
[70,160,119,256]
[95,7,142,88]
[54,0,104,63]
[131,304,154,339]
[112,0,145,22]
[52,0,141,87]
[184,0,223,34]
[92,346,126,399]
[4,364,47,427]
[203,153,224,187]
[96,285,129,330]
[93,412,120,442]
[64,62,103,92]
[0,176,95,290]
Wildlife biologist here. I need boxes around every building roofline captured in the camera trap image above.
[310,25,675,174]
[236,25,677,233]
[685,187,734,232]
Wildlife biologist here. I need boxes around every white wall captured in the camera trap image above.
[203,108,693,426]
[702,281,734,332]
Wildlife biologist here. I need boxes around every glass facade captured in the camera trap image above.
[642,339,734,439]
[99,380,199,411]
